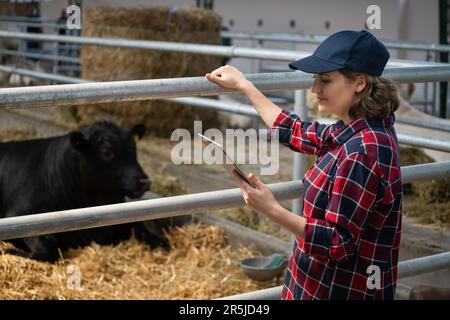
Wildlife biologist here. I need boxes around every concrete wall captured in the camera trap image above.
[44,0,438,47]
[38,0,435,70]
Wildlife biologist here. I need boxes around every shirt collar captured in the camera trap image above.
[330,114,395,144]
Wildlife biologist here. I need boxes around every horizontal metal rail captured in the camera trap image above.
[396,115,450,133]
[0,31,444,67]
[0,15,55,23]
[398,251,450,278]
[0,65,86,84]
[0,20,67,30]
[397,132,450,153]
[3,65,450,132]
[0,49,80,64]
[0,160,448,241]
[1,19,448,53]
[1,66,450,109]
[0,30,306,62]
[223,31,450,53]
[218,251,450,300]
[2,66,450,152]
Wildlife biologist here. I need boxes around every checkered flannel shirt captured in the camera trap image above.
[271,109,402,300]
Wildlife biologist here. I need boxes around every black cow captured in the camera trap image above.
[0,121,170,262]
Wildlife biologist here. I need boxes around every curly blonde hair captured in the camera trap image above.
[339,69,399,119]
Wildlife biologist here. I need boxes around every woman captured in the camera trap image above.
[206,30,402,300]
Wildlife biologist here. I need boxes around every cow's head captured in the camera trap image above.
[69,122,151,199]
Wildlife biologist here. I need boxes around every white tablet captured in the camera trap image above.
[198,133,256,188]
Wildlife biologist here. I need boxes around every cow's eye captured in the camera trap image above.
[100,146,115,161]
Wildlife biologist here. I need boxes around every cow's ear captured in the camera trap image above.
[130,124,145,141]
[69,131,89,152]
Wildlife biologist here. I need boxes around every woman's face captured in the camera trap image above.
[310,71,360,122]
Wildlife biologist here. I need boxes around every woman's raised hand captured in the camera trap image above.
[205,65,250,92]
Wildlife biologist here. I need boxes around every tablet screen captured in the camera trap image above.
[198,133,256,188]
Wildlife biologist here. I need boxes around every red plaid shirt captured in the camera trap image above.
[272,110,402,300]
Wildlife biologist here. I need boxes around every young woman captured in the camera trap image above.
[206,30,402,300]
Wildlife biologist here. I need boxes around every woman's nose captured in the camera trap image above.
[311,79,320,94]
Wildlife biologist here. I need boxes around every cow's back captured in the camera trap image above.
[0,136,81,218]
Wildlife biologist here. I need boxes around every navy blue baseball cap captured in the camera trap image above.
[289,30,389,76]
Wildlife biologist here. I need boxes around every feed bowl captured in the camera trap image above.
[240,254,288,281]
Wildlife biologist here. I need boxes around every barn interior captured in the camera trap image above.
[0,0,450,300]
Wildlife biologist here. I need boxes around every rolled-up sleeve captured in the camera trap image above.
[270,109,333,155]
[302,152,382,261]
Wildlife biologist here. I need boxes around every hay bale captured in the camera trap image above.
[0,1,37,16]
[399,146,434,167]
[0,127,37,141]
[77,5,225,137]
[214,207,291,242]
[412,178,450,204]
[403,195,450,227]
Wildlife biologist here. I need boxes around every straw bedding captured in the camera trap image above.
[0,223,281,299]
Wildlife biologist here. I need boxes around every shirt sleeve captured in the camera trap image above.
[270,109,333,156]
[302,152,383,261]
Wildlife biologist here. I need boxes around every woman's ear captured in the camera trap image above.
[355,75,367,93]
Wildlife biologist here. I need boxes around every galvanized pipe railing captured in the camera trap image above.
[2,66,450,109]
[0,65,86,84]
[2,65,450,152]
[0,31,444,67]
[395,115,450,133]
[0,23,450,56]
[218,251,450,300]
[0,49,80,64]
[397,132,450,153]
[0,15,448,53]
[3,65,450,132]
[223,31,450,53]
[0,160,448,241]
[0,30,306,62]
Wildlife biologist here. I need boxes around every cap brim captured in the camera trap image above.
[289,55,345,74]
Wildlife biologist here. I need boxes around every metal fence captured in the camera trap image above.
[222,31,450,53]
[1,16,450,53]
[2,66,450,108]
[0,160,448,241]
[1,27,450,297]
[219,251,450,300]
[0,30,444,67]
[2,65,450,152]
[0,17,444,112]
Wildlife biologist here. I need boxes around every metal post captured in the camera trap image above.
[439,0,448,118]
[424,50,430,113]
[18,25,26,71]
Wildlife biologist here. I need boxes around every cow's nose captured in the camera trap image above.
[139,177,151,191]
